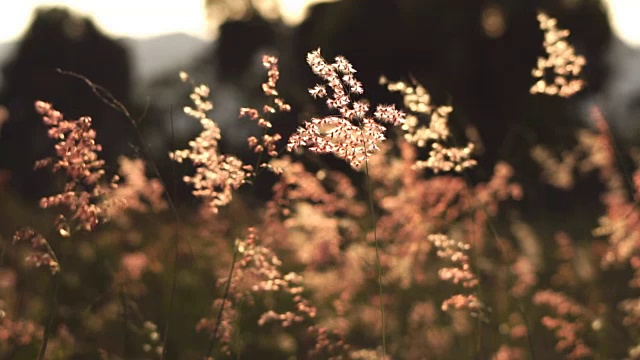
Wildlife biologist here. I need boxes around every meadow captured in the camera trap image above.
[1,12,638,360]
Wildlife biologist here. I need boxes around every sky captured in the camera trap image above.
[0,0,638,46]
[0,0,324,42]
[605,0,640,47]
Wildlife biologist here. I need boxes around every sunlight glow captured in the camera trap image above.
[0,0,210,42]
[0,0,339,43]
[2,1,638,47]
[605,0,640,47]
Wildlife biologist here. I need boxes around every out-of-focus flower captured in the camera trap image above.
[530,12,586,97]
[121,252,149,281]
[381,78,476,173]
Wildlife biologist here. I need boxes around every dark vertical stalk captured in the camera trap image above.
[121,286,131,356]
[205,243,239,359]
[38,273,60,360]
[163,105,179,359]
[364,160,386,357]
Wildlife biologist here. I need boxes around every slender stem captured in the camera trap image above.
[121,286,132,357]
[234,298,244,360]
[205,242,239,359]
[162,104,179,359]
[38,272,60,360]
[55,70,186,230]
[162,236,180,359]
[364,160,386,358]
[251,128,269,179]
[443,122,535,358]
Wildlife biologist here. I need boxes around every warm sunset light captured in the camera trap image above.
[605,0,640,47]
[0,0,338,42]
[0,0,210,41]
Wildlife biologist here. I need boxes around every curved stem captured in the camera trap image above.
[205,242,239,359]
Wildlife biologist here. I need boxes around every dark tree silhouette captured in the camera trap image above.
[291,0,611,171]
[0,7,134,199]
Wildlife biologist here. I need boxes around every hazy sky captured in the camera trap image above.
[605,0,640,46]
[0,0,321,42]
[0,0,638,46]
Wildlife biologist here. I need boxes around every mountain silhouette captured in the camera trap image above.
[0,32,208,89]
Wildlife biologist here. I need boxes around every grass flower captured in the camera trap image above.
[530,12,586,97]
[170,75,252,214]
[380,78,476,173]
[287,49,405,170]
[35,101,115,232]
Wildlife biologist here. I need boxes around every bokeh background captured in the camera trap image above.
[0,0,639,358]
[0,0,638,240]
[0,0,635,184]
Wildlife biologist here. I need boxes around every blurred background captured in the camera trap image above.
[0,0,636,183]
[0,0,637,222]
[0,1,639,358]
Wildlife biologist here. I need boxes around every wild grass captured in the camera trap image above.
[2,11,640,360]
